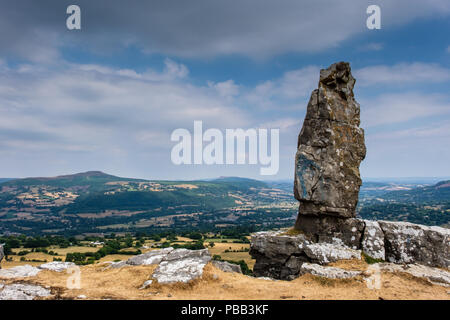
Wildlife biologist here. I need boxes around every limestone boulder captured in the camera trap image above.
[379,221,450,268]
[0,283,51,300]
[152,249,211,284]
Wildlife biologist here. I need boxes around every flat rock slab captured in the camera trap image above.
[39,262,75,272]
[0,283,51,300]
[304,242,361,264]
[0,265,41,279]
[376,263,450,287]
[152,249,211,284]
[300,263,362,279]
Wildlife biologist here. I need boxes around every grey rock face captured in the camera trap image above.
[300,263,362,279]
[0,283,51,300]
[152,249,211,284]
[295,215,364,249]
[361,220,385,260]
[379,221,450,268]
[250,220,449,280]
[212,260,242,274]
[249,231,310,280]
[250,230,361,280]
[294,61,366,219]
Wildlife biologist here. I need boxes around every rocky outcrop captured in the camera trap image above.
[0,283,51,300]
[249,230,363,280]
[251,61,449,281]
[294,61,366,219]
[106,247,213,285]
[212,260,242,274]
[250,220,450,280]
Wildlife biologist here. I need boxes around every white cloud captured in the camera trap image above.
[1,1,450,60]
[361,93,450,127]
[208,80,240,98]
[358,43,384,51]
[245,65,319,110]
[355,63,450,86]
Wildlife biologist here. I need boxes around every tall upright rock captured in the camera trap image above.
[249,62,449,280]
[294,62,366,222]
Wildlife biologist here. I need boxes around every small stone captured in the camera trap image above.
[139,280,153,290]
[212,260,242,274]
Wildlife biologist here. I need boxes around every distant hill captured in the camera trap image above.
[211,177,267,189]
[0,178,15,184]
[359,180,450,227]
[1,171,145,190]
[0,171,295,236]
[382,180,450,203]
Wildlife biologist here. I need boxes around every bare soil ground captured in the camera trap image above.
[1,260,449,300]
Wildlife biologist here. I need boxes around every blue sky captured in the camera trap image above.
[0,0,449,180]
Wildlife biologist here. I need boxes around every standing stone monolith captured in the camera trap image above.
[294,62,366,237]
